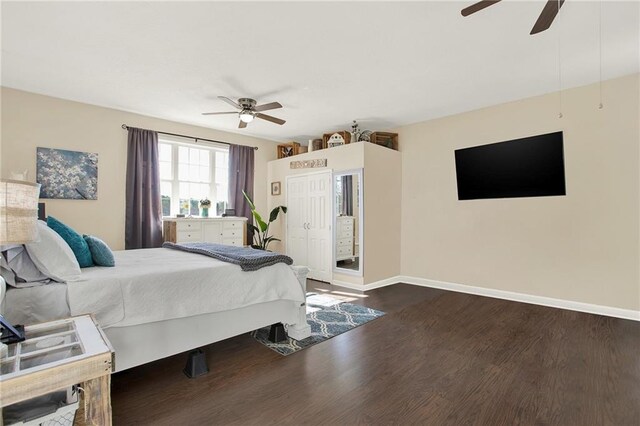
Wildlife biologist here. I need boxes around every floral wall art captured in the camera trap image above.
[37,147,98,200]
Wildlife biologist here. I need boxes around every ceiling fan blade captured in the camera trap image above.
[238,120,247,129]
[530,0,565,35]
[461,0,501,17]
[218,96,241,109]
[201,111,237,115]
[256,113,286,125]
[253,102,283,112]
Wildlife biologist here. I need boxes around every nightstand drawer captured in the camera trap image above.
[177,231,201,242]
[176,222,202,232]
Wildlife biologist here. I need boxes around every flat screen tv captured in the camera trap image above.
[455,131,566,200]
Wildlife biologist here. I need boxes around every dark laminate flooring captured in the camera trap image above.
[111,281,640,425]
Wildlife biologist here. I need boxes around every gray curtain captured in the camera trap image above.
[228,144,255,244]
[125,127,163,249]
[341,175,354,216]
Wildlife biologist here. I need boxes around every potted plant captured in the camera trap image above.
[199,198,212,218]
[243,190,286,251]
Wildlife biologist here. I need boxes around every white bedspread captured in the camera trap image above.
[67,248,306,328]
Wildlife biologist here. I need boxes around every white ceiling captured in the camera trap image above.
[2,1,638,143]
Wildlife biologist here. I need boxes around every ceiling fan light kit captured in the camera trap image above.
[239,110,255,123]
[202,96,286,129]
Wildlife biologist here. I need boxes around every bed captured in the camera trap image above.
[1,248,311,372]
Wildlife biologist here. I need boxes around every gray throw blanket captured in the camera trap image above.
[162,242,293,271]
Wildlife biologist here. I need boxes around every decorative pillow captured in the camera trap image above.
[47,216,94,268]
[83,235,115,267]
[25,221,82,282]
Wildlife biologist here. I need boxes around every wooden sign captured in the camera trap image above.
[290,159,327,169]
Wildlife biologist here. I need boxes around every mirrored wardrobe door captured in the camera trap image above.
[333,169,363,276]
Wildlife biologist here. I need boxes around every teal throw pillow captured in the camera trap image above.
[47,216,94,268]
[83,235,115,267]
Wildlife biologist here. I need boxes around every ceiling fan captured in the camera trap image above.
[462,0,565,35]
[202,96,286,129]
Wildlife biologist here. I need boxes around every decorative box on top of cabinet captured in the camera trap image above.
[163,217,247,246]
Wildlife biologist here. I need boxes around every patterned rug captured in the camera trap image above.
[251,293,385,355]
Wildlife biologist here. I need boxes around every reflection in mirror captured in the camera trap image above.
[334,170,362,275]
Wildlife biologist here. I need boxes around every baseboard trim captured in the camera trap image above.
[331,277,403,292]
[341,275,639,321]
[330,279,366,291]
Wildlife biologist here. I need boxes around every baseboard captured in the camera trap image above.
[331,276,403,292]
[335,275,640,321]
[330,279,366,291]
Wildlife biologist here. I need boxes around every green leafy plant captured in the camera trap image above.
[243,190,287,250]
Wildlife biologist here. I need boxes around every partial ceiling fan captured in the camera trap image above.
[202,96,286,129]
[461,0,565,35]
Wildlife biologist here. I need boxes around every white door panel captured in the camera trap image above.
[286,176,308,267]
[306,172,332,282]
[286,172,333,282]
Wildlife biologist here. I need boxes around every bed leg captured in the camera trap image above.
[287,303,311,341]
[183,349,209,378]
[268,323,288,343]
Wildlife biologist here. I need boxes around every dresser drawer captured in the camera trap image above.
[337,246,352,256]
[338,222,353,233]
[337,228,353,239]
[222,238,243,246]
[223,221,243,230]
[222,228,242,239]
[336,238,352,247]
[176,221,202,232]
[177,231,201,242]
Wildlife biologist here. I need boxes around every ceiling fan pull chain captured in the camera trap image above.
[557,0,563,119]
[598,0,604,110]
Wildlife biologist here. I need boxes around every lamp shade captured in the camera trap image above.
[0,179,41,244]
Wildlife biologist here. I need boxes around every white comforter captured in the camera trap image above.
[67,248,305,328]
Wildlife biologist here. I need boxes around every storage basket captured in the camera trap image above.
[3,387,79,426]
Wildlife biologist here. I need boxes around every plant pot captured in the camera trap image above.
[201,207,209,218]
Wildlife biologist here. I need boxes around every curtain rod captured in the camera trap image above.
[121,124,258,150]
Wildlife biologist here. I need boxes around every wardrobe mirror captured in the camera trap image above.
[333,169,363,276]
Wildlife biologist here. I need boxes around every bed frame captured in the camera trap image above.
[0,268,312,373]
[106,299,309,372]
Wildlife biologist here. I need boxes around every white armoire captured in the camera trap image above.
[286,171,332,282]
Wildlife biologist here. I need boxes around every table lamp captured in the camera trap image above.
[0,179,41,344]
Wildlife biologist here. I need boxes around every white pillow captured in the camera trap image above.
[0,245,50,287]
[25,221,81,282]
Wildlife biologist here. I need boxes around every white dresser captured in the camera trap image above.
[163,217,247,246]
[336,216,355,261]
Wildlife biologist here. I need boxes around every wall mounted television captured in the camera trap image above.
[454,131,566,200]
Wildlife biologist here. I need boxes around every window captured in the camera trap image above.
[159,139,229,217]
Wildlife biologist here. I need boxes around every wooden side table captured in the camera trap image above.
[0,315,114,425]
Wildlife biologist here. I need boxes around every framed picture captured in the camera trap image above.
[37,147,98,200]
[271,181,281,196]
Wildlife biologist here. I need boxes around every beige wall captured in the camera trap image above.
[267,142,402,286]
[0,87,278,250]
[398,74,640,311]
[363,143,402,284]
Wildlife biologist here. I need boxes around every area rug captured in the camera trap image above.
[251,294,385,355]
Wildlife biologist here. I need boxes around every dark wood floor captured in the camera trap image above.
[111,282,640,425]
